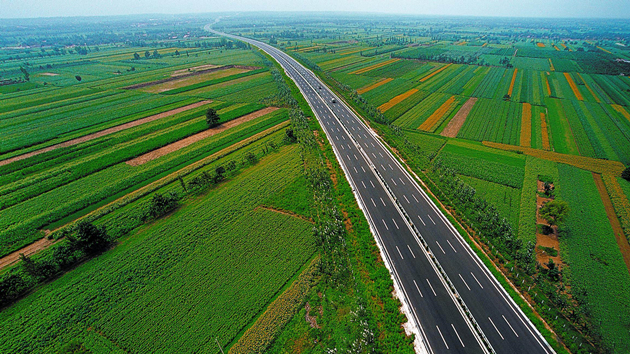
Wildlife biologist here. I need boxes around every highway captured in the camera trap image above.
[211,28,555,354]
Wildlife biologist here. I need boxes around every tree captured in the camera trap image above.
[283,128,297,143]
[19,66,29,81]
[215,166,226,182]
[539,200,569,227]
[174,49,180,56]
[152,49,160,58]
[147,192,179,220]
[205,108,220,128]
[75,75,82,82]
[245,152,258,165]
[69,221,110,255]
[133,52,140,60]
[144,50,150,58]
[622,167,630,181]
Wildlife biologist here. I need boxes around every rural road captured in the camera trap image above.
[209,27,555,354]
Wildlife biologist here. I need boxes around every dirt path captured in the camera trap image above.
[126,107,279,166]
[256,206,313,223]
[0,237,54,271]
[441,97,477,138]
[592,172,630,274]
[0,101,212,167]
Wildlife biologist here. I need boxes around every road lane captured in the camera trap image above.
[211,28,554,354]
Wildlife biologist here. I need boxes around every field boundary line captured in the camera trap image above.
[482,141,625,176]
[592,173,630,274]
[126,107,279,166]
[441,97,476,138]
[357,77,393,94]
[0,100,213,167]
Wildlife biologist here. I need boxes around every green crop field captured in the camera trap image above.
[231,14,630,353]
[0,146,316,354]
[3,11,630,354]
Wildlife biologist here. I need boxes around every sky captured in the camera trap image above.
[1,0,629,19]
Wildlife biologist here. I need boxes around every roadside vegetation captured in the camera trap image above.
[217,14,630,353]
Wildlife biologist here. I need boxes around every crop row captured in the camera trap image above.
[459,175,521,229]
[0,110,288,257]
[2,92,191,153]
[557,164,630,353]
[0,102,255,208]
[434,142,526,188]
[162,68,267,95]
[0,147,314,354]
[457,98,522,145]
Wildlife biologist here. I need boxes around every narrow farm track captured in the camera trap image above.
[0,100,212,167]
[441,97,476,137]
[592,173,630,274]
[0,237,54,270]
[126,107,278,166]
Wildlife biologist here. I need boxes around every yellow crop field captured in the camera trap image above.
[545,74,552,95]
[537,42,546,47]
[612,104,630,122]
[520,103,532,147]
[482,43,488,47]
[548,58,555,71]
[378,88,419,112]
[508,68,518,97]
[350,58,399,75]
[564,72,584,100]
[603,174,630,243]
[553,45,560,51]
[540,112,551,150]
[597,46,613,54]
[483,141,626,176]
[419,63,452,82]
[418,96,456,131]
[577,73,601,103]
[357,78,393,94]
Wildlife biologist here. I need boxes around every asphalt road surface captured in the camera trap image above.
[211,28,555,354]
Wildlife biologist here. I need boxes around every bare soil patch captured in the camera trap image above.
[171,64,219,77]
[0,101,212,167]
[0,236,54,271]
[40,72,59,76]
[123,65,259,90]
[144,68,249,93]
[441,97,477,138]
[535,180,565,268]
[305,302,321,329]
[126,107,279,166]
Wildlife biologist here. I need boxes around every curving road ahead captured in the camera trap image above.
[210,27,555,354]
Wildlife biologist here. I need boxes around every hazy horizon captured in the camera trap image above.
[1,0,630,20]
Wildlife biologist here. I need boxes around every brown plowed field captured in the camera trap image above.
[441,97,476,138]
[126,107,279,166]
[0,101,212,167]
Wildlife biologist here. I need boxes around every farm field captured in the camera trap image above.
[0,42,292,258]
[228,15,630,353]
[0,146,317,353]
[4,12,630,354]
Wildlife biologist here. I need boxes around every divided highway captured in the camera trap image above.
[211,28,555,354]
